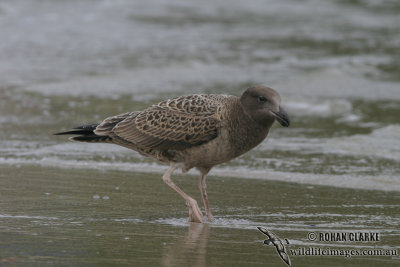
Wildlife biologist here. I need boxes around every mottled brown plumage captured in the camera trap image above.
[55,86,290,223]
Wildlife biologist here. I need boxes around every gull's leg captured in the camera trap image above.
[198,172,214,221]
[162,164,204,223]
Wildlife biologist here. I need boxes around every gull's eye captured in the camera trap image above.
[258,96,267,103]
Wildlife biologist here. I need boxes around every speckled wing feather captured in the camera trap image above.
[111,94,229,150]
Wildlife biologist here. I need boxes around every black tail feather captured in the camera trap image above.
[54,123,110,142]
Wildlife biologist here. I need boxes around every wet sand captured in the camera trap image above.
[1,165,399,266]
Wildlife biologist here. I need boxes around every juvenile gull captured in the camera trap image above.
[55,86,290,223]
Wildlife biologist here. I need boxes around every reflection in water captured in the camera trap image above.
[162,223,210,267]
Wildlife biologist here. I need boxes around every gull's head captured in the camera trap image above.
[240,86,290,127]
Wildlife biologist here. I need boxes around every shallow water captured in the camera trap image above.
[1,0,400,265]
[1,166,399,266]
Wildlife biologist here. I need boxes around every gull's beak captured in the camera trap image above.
[271,106,290,127]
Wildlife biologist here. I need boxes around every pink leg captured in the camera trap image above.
[198,172,214,221]
[162,164,204,223]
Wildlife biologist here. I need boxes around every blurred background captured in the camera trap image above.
[0,0,399,266]
[1,0,399,188]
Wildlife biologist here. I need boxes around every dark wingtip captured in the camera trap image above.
[72,124,99,130]
[54,123,99,136]
[70,135,111,142]
[54,130,94,135]
[257,226,268,234]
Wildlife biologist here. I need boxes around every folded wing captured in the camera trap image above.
[96,94,226,150]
